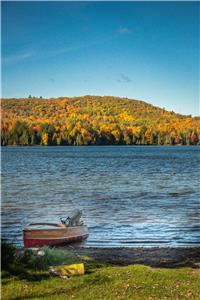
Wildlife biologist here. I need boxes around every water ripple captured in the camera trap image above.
[1,146,200,247]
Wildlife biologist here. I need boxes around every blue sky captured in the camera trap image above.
[2,1,199,115]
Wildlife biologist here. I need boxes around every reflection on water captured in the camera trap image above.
[1,146,200,247]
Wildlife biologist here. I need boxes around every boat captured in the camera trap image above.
[23,209,89,248]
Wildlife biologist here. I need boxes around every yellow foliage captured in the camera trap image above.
[41,133,48,145]
[1,96,200,146]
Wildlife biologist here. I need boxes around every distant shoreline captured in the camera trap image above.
[2,144,199,147]
[2,97,200,146]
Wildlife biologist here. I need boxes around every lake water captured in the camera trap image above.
[1,146,200,248]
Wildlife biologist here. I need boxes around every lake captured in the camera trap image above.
[1,146,200,247]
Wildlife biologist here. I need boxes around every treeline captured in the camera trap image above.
[1,96,200,146]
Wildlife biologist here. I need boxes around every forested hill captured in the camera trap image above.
[1,96,200,146]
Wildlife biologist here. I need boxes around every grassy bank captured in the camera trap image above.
[2,265,200,300]
[1,243,200,300]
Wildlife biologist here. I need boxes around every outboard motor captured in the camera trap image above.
[61,209,83,226]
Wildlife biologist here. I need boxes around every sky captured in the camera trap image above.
[1,1,199,116]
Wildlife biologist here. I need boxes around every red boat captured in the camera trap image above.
[23,210,89,248]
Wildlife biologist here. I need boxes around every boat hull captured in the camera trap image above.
[23,225,88,248]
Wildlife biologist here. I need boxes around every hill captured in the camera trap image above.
[1,96,200,146]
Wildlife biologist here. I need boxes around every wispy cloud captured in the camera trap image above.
[49,77,55,83]
[46,36,115,57]
[2,51,34,65]
[117,27,132,34]
[47,45,86,56]
[118,74,132,83]
[2,47,80,66]
[82,25,89,32]
[3,35,116,66]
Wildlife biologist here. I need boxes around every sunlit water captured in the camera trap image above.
[1,146,200,247]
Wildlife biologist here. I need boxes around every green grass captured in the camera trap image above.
[2,265,200,300]
[1,242,200,300]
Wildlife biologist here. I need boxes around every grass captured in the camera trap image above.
[1,242,200,300]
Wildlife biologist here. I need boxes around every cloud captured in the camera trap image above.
[2,51,34,65]
[117,27,132,34]
[82,25,89,32]
[47,46,81,56]
[46,35,115,57]
[3,35,116,66]
[49,78,55,83]
[118,74,132,83]
[2,47,78,66]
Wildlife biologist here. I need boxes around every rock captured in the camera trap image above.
[37,250,45,256]
[193,262,200,268]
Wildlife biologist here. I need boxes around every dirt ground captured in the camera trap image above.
[63,246,200,268]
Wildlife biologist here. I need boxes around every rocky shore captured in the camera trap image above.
[63,246,200,268]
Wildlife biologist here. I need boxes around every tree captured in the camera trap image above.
[41,133,49,145]
[11,121,31,145]
[1,96,200,146]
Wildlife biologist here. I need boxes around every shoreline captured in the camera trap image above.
[2,144,200,147]
[62,246,200,268]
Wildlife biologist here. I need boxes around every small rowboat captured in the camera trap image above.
[23,209,89,248]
